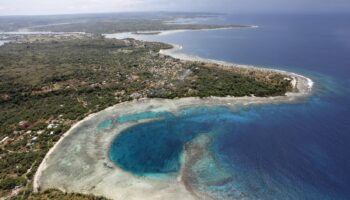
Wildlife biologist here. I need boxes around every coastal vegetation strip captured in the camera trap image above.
[0,34,292,199]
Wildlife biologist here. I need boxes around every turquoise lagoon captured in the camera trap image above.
[108,14,350,199]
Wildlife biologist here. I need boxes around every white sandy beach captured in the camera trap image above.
[33,30,313,200]
[104,25,255,40]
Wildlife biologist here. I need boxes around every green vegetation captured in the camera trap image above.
[0,35,291,199]
[28,189,109,200]
[192,65,292,97]
[0,177,26,190]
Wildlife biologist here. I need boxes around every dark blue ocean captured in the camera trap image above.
[109,14,350,199]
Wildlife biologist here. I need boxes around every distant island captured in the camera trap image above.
[0,12,249,34]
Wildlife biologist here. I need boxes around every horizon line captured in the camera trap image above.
[1,10,349,18]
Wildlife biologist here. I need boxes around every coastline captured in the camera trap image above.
[33,31,313,199]
[157,26,253,36]
[160,44,314,92]
[33,95,312,199]
[104,25,255,39]
[33,79,313,199]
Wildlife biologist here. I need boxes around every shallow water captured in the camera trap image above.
[108,14,350,199]
[116,111,173,123]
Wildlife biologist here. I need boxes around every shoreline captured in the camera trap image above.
[160,44,314,92]
[130,27,238,36]
[33,30,313,199]
[157,26,254,36]
[33,80,313,200]
[103,25,255,39]
[33,94,312,199]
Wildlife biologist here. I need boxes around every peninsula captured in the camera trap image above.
[0,19,311,199]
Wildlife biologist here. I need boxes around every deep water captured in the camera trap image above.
[109,107,234,175]
[109,14,350,199]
